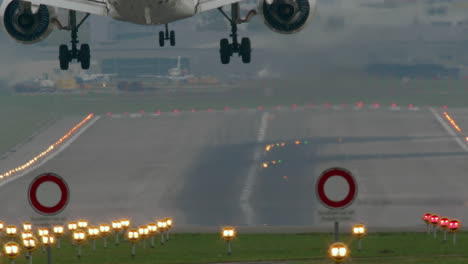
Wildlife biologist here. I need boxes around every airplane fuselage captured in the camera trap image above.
[107,0,198,25]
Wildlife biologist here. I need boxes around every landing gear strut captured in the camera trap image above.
[218,3,255,64]
[58,11,90,70]
[159,24,175,47]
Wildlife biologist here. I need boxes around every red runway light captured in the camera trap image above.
[191,108,196,112]
[140,110,145,114]
[157,110,161,114]
[208,108,212,112]
[173,109,179,113]
[374,103,380,108]
[325,103,330,108]
[443,105,448,109]
[106,112,111,116]
[430,215,440,226]
[409,104,414,108]
[258,106,264,110]
[357,102,363,108]
[309,104,315,108]
[224,106,229,111]
[391,103,397,107]
[276,105,281,109]
[292,104,297,109]
[423,213,432,223]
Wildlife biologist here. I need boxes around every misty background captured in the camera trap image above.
[1,0,468,85]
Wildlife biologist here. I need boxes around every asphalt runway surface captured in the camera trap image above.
[1,106,468,231]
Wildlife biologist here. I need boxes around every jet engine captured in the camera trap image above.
[258,0,316,34]
[2,0,56,44]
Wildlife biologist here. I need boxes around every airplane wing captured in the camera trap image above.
[27,0,108,15]
[196,0,248,13]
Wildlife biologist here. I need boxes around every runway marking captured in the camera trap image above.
[0,115,101,188]
[240,112,269,226]
[430,108,468,152]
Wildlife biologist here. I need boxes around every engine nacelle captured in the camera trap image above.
[1,0,56,44]
[258,0,316,34]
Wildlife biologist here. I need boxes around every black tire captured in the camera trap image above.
[59,44,69,70]
[169,30,176,46]
[219,38,231,64]
[159,31,165,47]
[240,37,251,64]
[80,44,91,70]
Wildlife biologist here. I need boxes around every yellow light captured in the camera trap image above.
[68,221,78,231]
[38,228,49,237]
[262,162,268,168]
[53,226,64,236]
[221,227,236,240]
[120,219,131,229]
[112,220,122,231]
[328,242,350,262]
[78,219,88,229]
[100,224,111,235]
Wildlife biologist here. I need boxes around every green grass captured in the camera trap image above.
[2,232,468,264]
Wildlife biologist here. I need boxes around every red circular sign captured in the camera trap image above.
[316,168,357,209]
[28,173,69,215]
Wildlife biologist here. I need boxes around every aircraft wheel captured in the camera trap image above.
[220,38,231,64]
[79,44,91,70]
[170,30,176,46]
[159,31,165,47]
[59,44,69,70]
[240,37,251,64]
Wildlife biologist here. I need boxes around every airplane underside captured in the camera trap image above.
[1,0,316,69]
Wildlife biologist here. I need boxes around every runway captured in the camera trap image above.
[1,105,467,231]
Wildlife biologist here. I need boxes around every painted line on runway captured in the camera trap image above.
[240,112,269,226]
[0,115,101,188]
[430,108,468,152]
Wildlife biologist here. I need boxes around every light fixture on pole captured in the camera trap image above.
[126,229,140,258]
[138,225,149,249]
[72,229,87,259]
[351,224,367,251]
[87,226,100,251]
[147,223,158,248]
[157,220,168,245]
[52,226,64,249]
[99,224,111,248]
[221,227,236,255]
[111,220,123,246]
[41,234,56,264]
[22,236,38,264]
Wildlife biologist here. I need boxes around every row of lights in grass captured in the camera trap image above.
[422,213,461,244]
[0,218,173,262]
[0,113,94,180]
[219,224,367,263]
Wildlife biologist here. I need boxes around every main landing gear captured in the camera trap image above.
[217,3,256,64]
[159,24,175,47]
[58,11,91,70]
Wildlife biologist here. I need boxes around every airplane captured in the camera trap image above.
[139,56,193,81]
[0,0,316,70]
